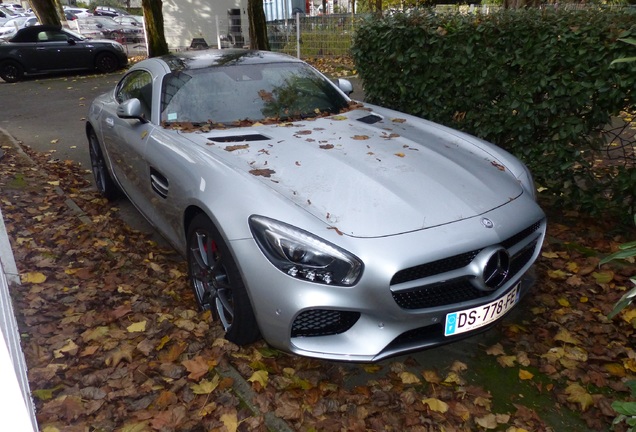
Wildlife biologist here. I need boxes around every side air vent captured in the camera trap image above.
[356,114,383,124]
[208,134,270,143]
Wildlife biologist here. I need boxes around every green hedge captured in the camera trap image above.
[352,9,636,220]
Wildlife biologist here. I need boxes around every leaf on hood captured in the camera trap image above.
[352,135,370,140]
[224,144,250,152]
[249,168,275,178]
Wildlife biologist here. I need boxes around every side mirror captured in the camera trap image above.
[67,38,76,45]
[336,78,353,96]
[117,98,147,123]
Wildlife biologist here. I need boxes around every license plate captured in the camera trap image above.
[444,284,519,337]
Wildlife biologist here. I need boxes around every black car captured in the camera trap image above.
[77,17,143,43]
[93,6,128,17]
[0,25,128,82]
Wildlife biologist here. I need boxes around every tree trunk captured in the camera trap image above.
[30,0,61,26]
[141,0,169,57]
[248,0,270,51]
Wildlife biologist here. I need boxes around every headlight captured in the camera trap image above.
[249,215,363,286]
[111,42,124,52]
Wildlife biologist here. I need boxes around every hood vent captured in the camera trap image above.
[356,114,383,124]
[208,134,270,143]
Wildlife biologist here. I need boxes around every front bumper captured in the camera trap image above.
[232,198,546,361]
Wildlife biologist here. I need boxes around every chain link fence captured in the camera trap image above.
[267,14,358,58]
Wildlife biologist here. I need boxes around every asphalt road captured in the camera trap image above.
[0,69,525,376]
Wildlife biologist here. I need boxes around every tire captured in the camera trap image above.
[187,213,260,345]
[95,52,118,74]
[88,127,120,201]
[0,60,24,83]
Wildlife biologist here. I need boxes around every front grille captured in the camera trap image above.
[390,220,543,310]
[291,309,360,337]
[391,250,481,285]
[393,279,489,309]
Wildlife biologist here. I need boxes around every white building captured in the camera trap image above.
[162,0,249,51]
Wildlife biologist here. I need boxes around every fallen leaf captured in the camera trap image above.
[518,369,534,380]
[22,272,47,283]
[422,397,449,413]
[191,375,220,395]
[127,320,147,333]
[565,383,594,411]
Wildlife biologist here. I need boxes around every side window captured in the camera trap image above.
[116,70,153,121]
[37,31,68,42]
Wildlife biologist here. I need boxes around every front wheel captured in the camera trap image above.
[95,52,118,74]
[0,60,24,83]
[88,128,120,201]
[187,213,260,345]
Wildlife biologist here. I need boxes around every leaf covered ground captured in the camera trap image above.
[1,132,635,432]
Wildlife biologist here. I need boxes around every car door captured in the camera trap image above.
[31,29,93,71]
[101,70,157,217]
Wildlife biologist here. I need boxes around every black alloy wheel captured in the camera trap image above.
[0,60,24,83]
[187,213,260,345]
[95,52,118,73]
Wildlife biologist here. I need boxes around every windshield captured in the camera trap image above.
[160,62,350,126]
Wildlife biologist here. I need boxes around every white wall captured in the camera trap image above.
[162,0,248,51]
[0,204,38,432]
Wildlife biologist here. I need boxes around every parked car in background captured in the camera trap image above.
[1,4,24,13]
[66,11,79,21]
[0,25,128,82]
[0,16,38,40]
[0,6,20,22]
[77,16,142,43]
[113,15,143,27]
[93,6,128,17]
[86,49,546,361]
[64,7,93,18]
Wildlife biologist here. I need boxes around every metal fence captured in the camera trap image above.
[266,5,636,59]
[267,14,357,58]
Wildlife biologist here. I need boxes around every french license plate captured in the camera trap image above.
[444,284,519,337]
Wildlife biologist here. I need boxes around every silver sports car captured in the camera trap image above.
[87,49,546,361]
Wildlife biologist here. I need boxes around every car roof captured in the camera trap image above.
[9,24,63,42]
[158,49,303,74]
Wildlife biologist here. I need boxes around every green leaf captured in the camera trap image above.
[612,400,636,416]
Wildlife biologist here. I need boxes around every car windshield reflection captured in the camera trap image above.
[160,62,349,125]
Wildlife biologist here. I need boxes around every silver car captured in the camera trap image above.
[86,50,546,361]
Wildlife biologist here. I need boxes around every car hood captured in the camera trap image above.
[179,108,524,238]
